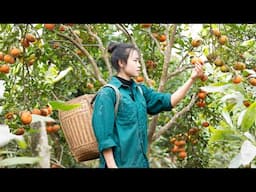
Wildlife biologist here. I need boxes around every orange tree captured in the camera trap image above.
[1,24,256,168]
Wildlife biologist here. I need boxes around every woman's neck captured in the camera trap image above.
[115,75,133,86]
[116,72,131,81]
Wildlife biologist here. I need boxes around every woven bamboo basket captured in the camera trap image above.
[58,94,99,162]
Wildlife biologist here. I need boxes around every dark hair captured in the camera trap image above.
[107,42,140,71]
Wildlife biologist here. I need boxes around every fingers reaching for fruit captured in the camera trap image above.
[191,63,204,80]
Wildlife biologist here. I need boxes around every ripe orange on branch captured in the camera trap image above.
[44,24,55,30]
[20,111,32,125]
[191,38,202,47]
[140,24,152,28]
[10,47,21,57]
[0,64,10,74]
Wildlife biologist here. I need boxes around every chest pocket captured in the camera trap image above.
[118,95,137,124]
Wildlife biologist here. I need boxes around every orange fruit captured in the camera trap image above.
[220,65,229,72]
[4,54,15,64]
[40,108,49,116]
[146,60,156,69]
[249,78,256,86]
[136,76,144,82]
[199,74,208,82]
[25,34,36,42]
[212,29,221,37]
[87,82,94,89]
[218,35,228,45]
[232,76,242,84]
[178,151,187,159]
[31,108,41,115]
[158,34,166,42]
[191,38,202,47]
[233,62,246,71]
[20,111,32,125]
[15,128,25,135]
[46,126,53,133]
[0,64,10,74]
[140,24,152,28]
[46,121,54,126]
[174,140,186,146]
[243,100,251,107]
[196,100,206,107]
[52,124,60,132]
[10,47,21,57]
[214,58,224,66]
[188,127,199,135]
[59,25,66,31]
[5,112,14,119]
[197,92,207,99]
[44,24,55,30]
[177,147,186,152]
[75,49,83,56]
[171,145,179,153]
[52,42,60,49]
[21,38,30,48]
[202,121,209,127]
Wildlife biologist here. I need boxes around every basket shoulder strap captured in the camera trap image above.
[137,85,144,97]
[102,84,120,117]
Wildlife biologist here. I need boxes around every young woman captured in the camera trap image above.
[92,42,203,168]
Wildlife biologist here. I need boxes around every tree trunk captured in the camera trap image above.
[31,121,51,168]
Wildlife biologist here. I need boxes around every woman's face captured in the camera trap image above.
[121,50,141,78]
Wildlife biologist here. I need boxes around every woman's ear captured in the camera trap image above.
[118,60,125,68]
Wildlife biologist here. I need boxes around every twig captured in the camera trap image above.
[152,93,197,141]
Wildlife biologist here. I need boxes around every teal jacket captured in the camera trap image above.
[92,76,172,168]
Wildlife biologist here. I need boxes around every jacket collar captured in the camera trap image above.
[109,76,139,89]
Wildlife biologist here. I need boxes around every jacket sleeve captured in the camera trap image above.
[140,84,172,115]
[92,88,117,152]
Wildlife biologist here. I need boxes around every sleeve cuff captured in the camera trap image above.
[99,138,117,152]
[163,93,172,110]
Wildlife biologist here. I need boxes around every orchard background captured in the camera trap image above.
[1,24,256,168]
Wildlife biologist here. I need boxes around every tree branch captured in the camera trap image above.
[152,93,197,141]
[158,24,177,92]
[167,65,194,79]
[56,30,106,85]
[85,24,113,77]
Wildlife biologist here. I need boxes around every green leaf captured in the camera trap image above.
[241,101,256,131]
[49,101,81,111]
[209,129,238,144]
[222,108,233,129]
[17,139,27,149]
[200,84,231,93]
[53,66,73,83]
[0,157,40,167]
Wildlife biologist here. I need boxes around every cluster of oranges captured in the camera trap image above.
[0,32,38,74]
[169,121,210,160]
[5,105,56,136]
[0,47,21,74]
[211,28,228,45]
[46,122,60,133]
[196,89,207,108]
